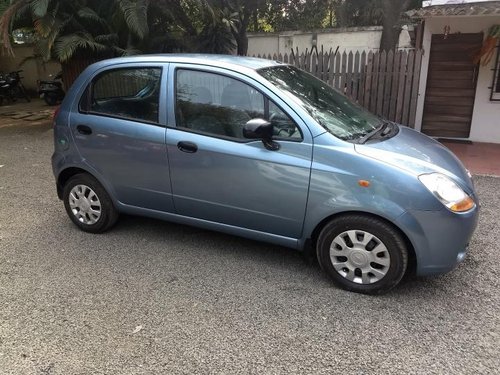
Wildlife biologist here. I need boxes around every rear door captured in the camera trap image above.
[69,63,174,212]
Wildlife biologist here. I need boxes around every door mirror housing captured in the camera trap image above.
[243,118,280,151]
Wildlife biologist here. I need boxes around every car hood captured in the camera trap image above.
[354,126,474,193]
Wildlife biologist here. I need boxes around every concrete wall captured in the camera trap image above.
[248,26,414,56]
[414,16,500,143]
[0,45,61,94]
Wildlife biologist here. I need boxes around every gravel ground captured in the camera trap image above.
[0,123,499,375]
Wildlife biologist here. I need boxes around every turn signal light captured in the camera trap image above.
[450,197,475,212]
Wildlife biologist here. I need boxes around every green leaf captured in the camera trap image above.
[113,45,142,56]
[30,0,50,18]
[77,7,107,26]
[95,33,119,44]
[118,0,149,39]
[54,32,108,62]
[33,12,55,37]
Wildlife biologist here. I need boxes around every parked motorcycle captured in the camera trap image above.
[0,70,31,105]
[38,71,65,106]
[7,70,31,103]
[0,74,11,105]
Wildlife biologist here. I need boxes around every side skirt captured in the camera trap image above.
[117,203,301,250]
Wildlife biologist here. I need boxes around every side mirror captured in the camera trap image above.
[243,118,280,151]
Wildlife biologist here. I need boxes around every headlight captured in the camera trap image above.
[419,173,475,213]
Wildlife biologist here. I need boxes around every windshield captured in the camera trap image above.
[258,65,383,141]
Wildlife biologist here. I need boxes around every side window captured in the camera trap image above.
[175,69,302,141]
[176,69,265,139]
[88,67,161,123]
[269,101,302,140]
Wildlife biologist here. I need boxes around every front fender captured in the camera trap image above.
[301,170,407,243]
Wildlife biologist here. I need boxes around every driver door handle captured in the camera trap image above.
[177,141,198,153]
[76,125,92,135]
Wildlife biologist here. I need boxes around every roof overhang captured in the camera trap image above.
[407,1,500,19]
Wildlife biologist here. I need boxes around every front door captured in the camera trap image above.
[166,66,312,239]
[422,33,483,138]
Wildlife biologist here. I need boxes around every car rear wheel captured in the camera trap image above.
[317,215,408,294]
[63,174,119,233]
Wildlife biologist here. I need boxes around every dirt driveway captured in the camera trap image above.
[0,107,499,374]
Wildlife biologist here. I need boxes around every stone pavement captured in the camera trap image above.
[440,140,500,177]
[0,99,55,129]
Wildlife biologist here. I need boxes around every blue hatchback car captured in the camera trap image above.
[52,55,479,294]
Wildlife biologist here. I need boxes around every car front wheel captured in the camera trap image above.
[317,215,408,294]
[63,174,119,233]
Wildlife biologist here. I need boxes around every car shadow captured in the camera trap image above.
[112,214,317,269]
[108,214,449,297]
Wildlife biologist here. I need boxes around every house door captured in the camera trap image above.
[422,33,483,138]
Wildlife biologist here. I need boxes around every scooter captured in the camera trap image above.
[38,71,65,106]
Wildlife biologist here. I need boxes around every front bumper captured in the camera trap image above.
[396,203,479,277]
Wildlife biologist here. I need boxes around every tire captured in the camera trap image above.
[316,214,408,295]
[63,173,119,233]
[44,93,58,106]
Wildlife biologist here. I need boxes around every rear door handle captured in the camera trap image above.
[77,125,92,135]
[177,141,198,153]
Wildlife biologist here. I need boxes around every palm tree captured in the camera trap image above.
[0,0,151,63]
[150,0,238,54]
[197,5,237,53]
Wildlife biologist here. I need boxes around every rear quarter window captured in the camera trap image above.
[81,67,162,123]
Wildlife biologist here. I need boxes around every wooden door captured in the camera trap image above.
[421,33,483,138]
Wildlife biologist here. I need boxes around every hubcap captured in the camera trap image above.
[68,185,102,225]
[330,230,391,284]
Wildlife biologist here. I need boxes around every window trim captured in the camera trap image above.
[173,67,304,143]
[79,66,164,126]
[490,43,500,102]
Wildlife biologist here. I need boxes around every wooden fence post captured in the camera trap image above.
[358,51,367,105]
[402,50,415,125]
[409,49,423,128]
[376,50,387,116]
[396,50,408,124]
[364,51,374,109]
[352,51,360,101]
[383,50,394,118]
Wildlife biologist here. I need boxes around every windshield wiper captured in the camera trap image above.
[357,122,390,144]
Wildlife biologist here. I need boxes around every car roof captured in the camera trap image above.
[93,54,284,72]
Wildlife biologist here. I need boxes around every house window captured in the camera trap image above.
[491,45,500,101]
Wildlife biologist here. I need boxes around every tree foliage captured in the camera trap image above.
[333,0,422,50]
[0,0,423,62]
[0,0,154,61]
[260,0,330,32]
